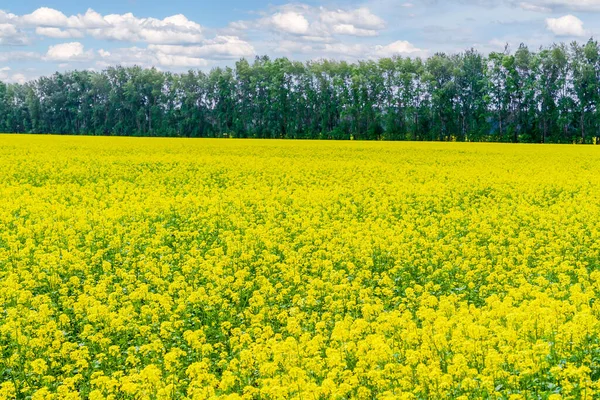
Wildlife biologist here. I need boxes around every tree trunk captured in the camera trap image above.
[581,113,585,144]
[414,112,418,141]
[499,112,503,141]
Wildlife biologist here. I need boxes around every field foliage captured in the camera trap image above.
[1,136,600,399]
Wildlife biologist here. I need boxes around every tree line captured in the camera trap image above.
[1,40,600,143]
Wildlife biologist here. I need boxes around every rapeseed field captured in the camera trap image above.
[1,135,600,399]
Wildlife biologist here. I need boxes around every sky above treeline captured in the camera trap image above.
[0,0,598,83]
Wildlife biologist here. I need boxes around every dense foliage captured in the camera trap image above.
[1,40,600,142]
[2,136,600,399]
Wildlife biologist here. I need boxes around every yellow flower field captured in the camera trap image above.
[1,135,600,399]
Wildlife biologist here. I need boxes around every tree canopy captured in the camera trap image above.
[2,40,600,143]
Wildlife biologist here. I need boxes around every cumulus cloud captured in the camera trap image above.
[546,14,586,36]
[97,46,210,68]
[1,6,260,69]
[234,5,386,40]
[185,35,254,58]
[149,36,255,59]
[0,3,443,75]
[95,36,255,68]
[271,12,310,35]
[0,11,29,46]
[96,47,156,68]
[373,40,426,57]
[22,7,73,27]
[0,10,18,23]
[0,66,27,83]
[20,8,108,29]
[0,23,28,45]
[319,7,385,30]
[155,53,208,67]
[90,13,203,44]
[20,8,204,44]
[45,42,93,61]
[227,5,421,60]
[96,47,203,68]
[331,24,378,37]
[3,4,393,70]
[36,27,83,39]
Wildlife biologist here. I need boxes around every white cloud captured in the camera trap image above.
[546,14,586,36]
[519,2,552,12]
[0,23,20,38]
[21,8,109,29]
[233,5,386,40]
[91,12,203,44]
[332,24,378,37]
[35,27,83,39]
[319,7,385,30]
[20,8,204,44]
[96,46,208,68]
[96,46,156,68]
[21,7,71,27]
[0,10,18,23]
[373,40,425,57]
[95,36,254,68]
[10,73,26,84]
[0,14,28,46]
[149,36,255,59]
[4,6,256,69]
[0,66,27,83]
[201,36,256,58]
[45,42,92,61]
[271,12,310,35]
[76,9,109,29]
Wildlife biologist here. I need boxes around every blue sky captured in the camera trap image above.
[1,0,598,83]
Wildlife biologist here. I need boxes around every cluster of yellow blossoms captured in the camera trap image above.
[1,135,600,399]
